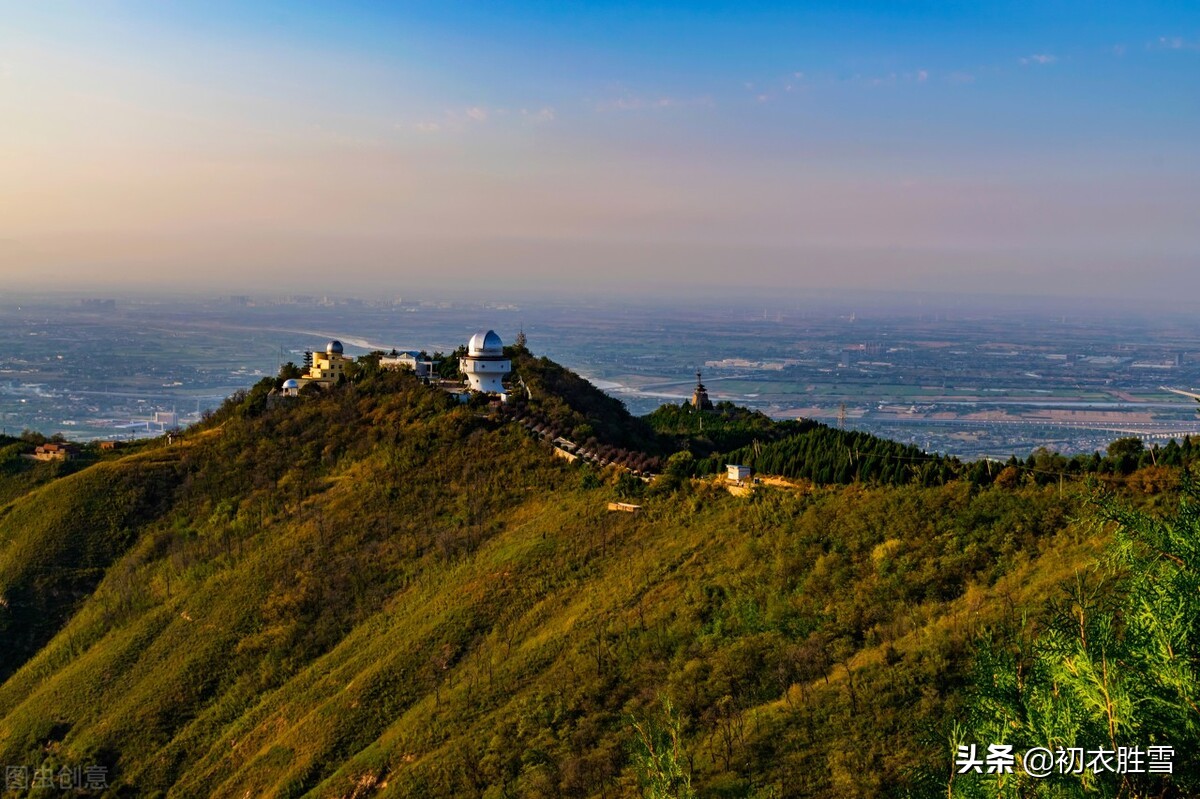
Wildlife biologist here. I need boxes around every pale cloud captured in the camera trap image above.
[742,81,773,102]
[406,105,501,134]
[1112,44,1127,57]
[793,69,929,91]
[595,94,714,112]
[1019,54,1057,65]
[945,71,975,85]
[1153,36,1200,51]
[408,104,553,133]
[521,107,555,122]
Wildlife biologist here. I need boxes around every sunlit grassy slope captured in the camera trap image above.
[0,367,1122,798]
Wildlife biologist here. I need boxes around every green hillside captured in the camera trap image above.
[0,362,1192,798]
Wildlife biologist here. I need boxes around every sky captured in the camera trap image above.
[1,1,1198,304]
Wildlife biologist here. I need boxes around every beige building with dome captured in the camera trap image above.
[303,340,348,387]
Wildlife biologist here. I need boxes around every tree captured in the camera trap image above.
[435,346,467,380]
[630,699,695,799]
[665,451,695,479]
[1107,437,1145,474]
[952,479,1200,798]
[236,377,276,417]
[615,471,645,500]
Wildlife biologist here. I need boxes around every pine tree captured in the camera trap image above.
[952,478,1200,798]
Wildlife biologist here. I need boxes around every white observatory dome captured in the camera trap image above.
[467,330,503,356]
[326,340,344,355]
[282,379,300,390]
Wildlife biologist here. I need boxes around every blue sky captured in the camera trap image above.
[1,1,1197,301]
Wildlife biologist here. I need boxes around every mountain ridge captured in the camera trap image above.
[0,354,1181,798]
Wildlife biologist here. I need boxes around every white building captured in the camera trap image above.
[462,330,510,397]
[727,464,752,484]
[380,351,435,378]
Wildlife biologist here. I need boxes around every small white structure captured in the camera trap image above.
[727,464,752,484]
[461,329,510,397]
[281,378,301,397]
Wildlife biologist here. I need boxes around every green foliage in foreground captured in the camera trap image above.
[630,700,696,799]
[953,480,1200,799]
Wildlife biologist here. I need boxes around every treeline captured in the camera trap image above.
[662,399,1200,491]
[212,359,1200,496]
[695,423,958,486]
[645,401,810,456]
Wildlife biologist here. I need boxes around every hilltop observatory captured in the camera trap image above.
[462,330,510,397]
[305,340,347,385]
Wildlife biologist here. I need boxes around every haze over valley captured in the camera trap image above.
[5,292,1200,459]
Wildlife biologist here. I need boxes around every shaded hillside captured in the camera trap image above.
[0,362,1187,798]
[0,449,182,682]
[506,347,662,455]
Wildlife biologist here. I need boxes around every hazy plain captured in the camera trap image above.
[4,292,1199,458]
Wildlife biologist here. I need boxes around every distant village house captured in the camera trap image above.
[31,442,79,461]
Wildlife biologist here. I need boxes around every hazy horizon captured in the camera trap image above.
[2,2,1198,304]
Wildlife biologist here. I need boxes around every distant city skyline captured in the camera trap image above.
[1,1,1197,303]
